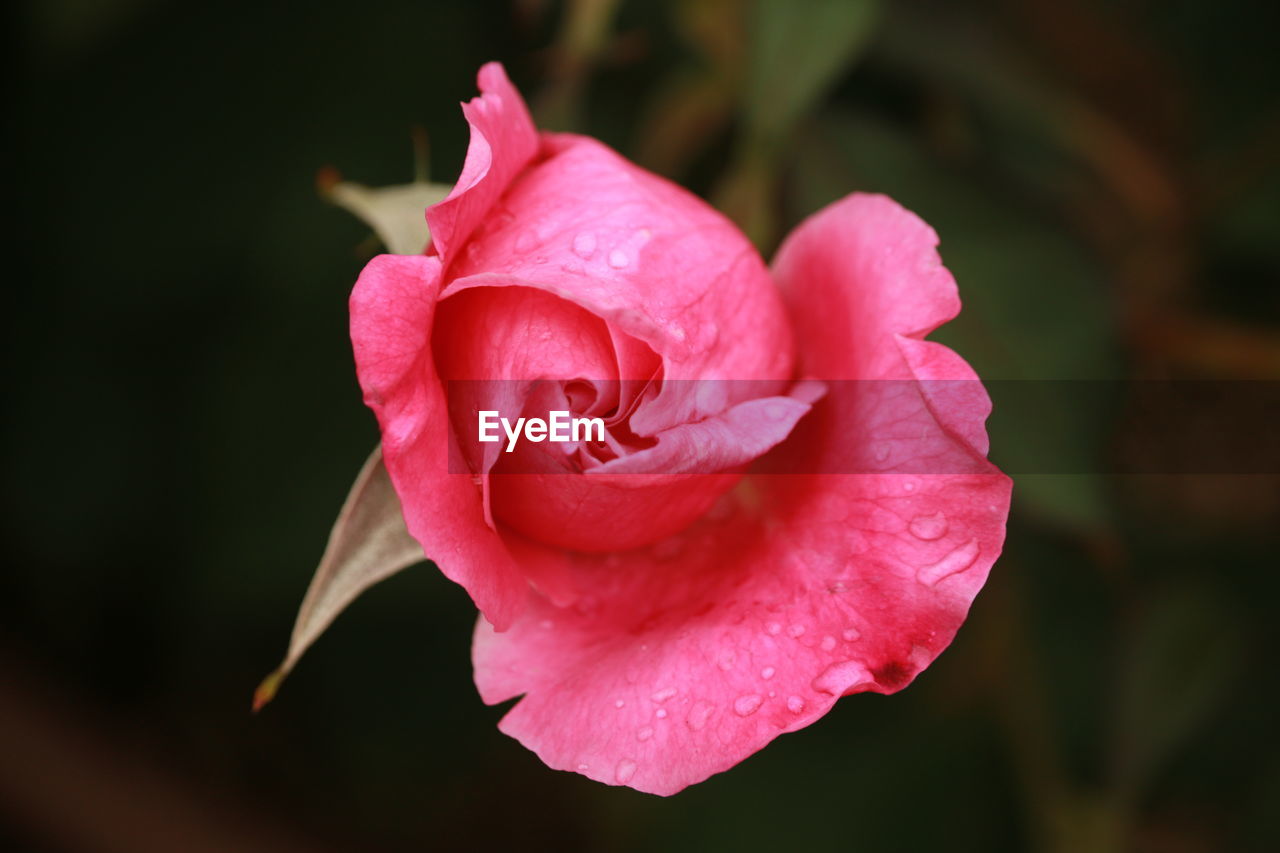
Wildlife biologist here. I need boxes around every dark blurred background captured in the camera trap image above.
[4,1,1279,850]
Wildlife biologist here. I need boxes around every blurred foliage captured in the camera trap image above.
[4,0,1279,851]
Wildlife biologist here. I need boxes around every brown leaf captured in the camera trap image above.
[255,448,423,710]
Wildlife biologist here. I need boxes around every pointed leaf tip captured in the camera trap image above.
[265,447,425,693]
[253,668,284,713]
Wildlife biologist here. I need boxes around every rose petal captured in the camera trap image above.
[774,192,963,378]
[471,193,1011,794]
[473,468,1010,795]
[592,386,818,475]
[350,253,531,630]
[426,63,539,269]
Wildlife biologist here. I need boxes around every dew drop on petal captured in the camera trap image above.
[788,623,806,638]
[812,660,874,696]
[917,539,980,586]
[614,699,626,709]
[577,763,589,771]
[515,231,537,253]
[909,512,949,541]
[687,700,714,731]
[651,687,677,703]
[820,635,837,652]
[733,694,763,717]
[786,695,805,714]
[766,622,782,636]
[636,726,653,742]
[615,759,637,784]
[572,232,596,258]
[761,666,776,680]
[842,627,861,642]
[655,708,668,719]
[608,249,629,268]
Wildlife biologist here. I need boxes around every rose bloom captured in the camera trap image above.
[351,63,1011,794]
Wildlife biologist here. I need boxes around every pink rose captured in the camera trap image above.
[347,63,1011,794]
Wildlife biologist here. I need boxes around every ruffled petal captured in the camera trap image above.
[472,469,1009,795]
[426,63,539,270]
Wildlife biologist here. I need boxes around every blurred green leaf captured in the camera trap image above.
[1111,581,1245,797]
[874,8,1180,229]
[717,0,879,249]
[632,0,744,178]
[745,0,880,144]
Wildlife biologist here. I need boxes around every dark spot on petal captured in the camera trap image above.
[871,660,912,691]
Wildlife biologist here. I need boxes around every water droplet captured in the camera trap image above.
[608,249,629,268]
[670,325,687,341]
[909,512,949,541]
[636,726,653,742]
[903,480,917,493]
[812,660,873,696]
[765,622,782,636]
[761,666,776,680]
[651,687,677,703]
[788,623,806,638]
[786,695,805,714]
[571,232,596,258]
[873,443,890,462]
[515,231,537,252]
[655,708,668,719]
[842,628,861,642]
[539,619,553,630]
[717,652,736,671]
[917,539,980,586]
[577,763,589,771]
[820,635,837,652]
[614,699,626,709]
[615,759,637,784]
[687,700,714,731]
[733,694,763,716]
